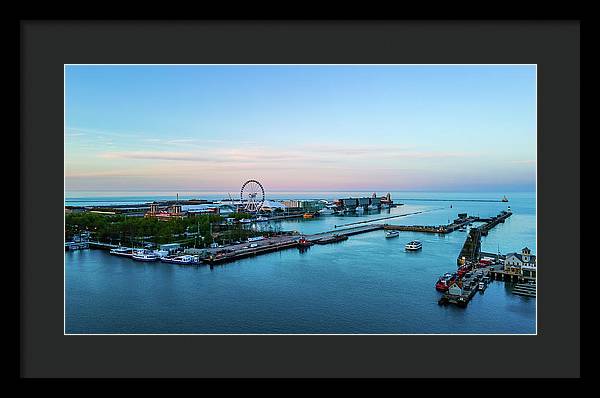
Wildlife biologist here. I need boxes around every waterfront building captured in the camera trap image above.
[369,197,381,207]
[448,283,463,296]
[159,243,181,254]
[145,202,185,220]
[357,197,370,207]
[341,198,358,209]
[504,247,537,279]
[259,200,288,212]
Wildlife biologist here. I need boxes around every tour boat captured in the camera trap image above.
[131,249,159,262]
[109,247,132,257]
[385,230,399,238]
[405,240,423,251]
[435,273,457,292]
[160,254,198,265]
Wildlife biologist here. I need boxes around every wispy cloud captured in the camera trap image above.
[510,159,536,164]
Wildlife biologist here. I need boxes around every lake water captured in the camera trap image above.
[65,191,536,334]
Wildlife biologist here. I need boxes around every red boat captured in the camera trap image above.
[457,264,471,277]
[297,236,313,248]
[435,273,457,292]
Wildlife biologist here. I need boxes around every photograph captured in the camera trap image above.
[64,64,537,335]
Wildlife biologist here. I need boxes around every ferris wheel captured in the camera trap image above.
[240,179,265,213]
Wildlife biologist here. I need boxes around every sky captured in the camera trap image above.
[65,65,536,195]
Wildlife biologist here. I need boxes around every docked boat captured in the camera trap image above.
[478,281,487,291]
[160,254,198,265]
[385,230,399,238]
[240,218,253,223]
[435,272,457,292]
[256,216,269,222]
[109,247,133,257]
[458,227,467,232]
[405,240,422,251]
[297,236,314,248]
[131,249,159,262]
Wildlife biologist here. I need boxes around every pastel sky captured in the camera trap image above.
[65,65,536,194]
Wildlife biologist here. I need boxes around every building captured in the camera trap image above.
[159,243,181,254]
[341,198,358,209]
[145,202,184,220]
[504,247,537,279]
[448,283,463,296]
[369,197,381,207]
[357,197,370,207]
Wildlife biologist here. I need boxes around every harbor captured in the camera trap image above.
[66,191,535,332]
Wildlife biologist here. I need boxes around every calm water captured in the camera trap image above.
[65,192,536,334]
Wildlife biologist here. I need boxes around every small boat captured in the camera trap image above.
[435,272,457,292]
[303,213,314,219]
[161,254,198,265]
[131,249,159,262]
[501,195,509,202]
[385,230,399,238]
[109,247,132,257]
[240,218,253,223]
[478,281,487,291]
[405,240,422,251]
[256,216,269,222]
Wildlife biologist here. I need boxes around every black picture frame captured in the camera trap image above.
[20,20,580,378]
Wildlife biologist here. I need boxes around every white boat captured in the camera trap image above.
[131,249,159,262]
[256,216,269,222]
[478,281,487,291]
[355,206,365,213]
[161,254,198,265]
[240,218,253,223]
[385,230,399,238]
[405,240,423,251]
[109,247,132,257]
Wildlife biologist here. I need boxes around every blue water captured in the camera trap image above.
[65,192,536,334]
